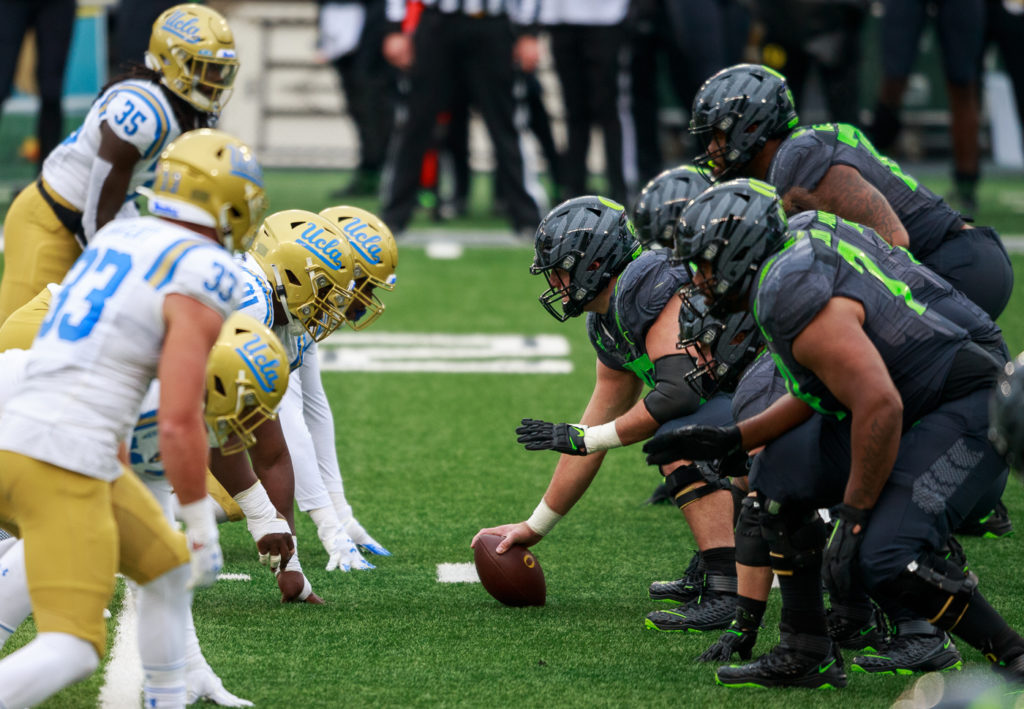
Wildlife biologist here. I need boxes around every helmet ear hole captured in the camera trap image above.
[213,375,226,397]
[284,269,302,286]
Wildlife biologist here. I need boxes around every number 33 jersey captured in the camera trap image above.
[0,216,242,481]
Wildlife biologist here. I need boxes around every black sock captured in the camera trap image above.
[954,593,1024,662]
[701,547,736,577]
[778,569,826,635]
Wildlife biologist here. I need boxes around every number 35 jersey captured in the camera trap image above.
[0,216,242,481]
[42,79,182,215]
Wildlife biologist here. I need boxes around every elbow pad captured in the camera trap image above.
[643,353,701,424]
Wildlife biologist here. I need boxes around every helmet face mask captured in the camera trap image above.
[532,196,642,321]
[676,290,763,398]
[205,313,289,455]
[251,210,359,341]
[690,64,799,182]
[143,129,266,253]
[318,205,398,331]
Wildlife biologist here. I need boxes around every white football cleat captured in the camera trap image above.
[343,517,391,557]
[186,662,253,707]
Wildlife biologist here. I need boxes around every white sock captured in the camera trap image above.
[0,632,98,707]
[329,491,353,524]
[0,540,31,648]
[137,564,190,709]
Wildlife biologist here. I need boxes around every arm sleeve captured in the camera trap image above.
[642,353,702,424]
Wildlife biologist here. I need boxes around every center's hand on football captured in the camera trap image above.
[472,522,542,554]
[643,423,742,466]
[516,418,588,455]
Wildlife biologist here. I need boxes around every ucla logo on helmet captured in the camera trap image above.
[227,144,264,187]
[296,222,347,270]
[161,9,204,44]
[236,334,281,393]
[340,218,382,264]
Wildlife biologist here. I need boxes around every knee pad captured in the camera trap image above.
[735,496,770,567]
[663,464,729,511]
[874,553,978,631]
[759,501,828,576]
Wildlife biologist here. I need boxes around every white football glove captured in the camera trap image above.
[343,517,391,556]
[179,499,223,589]
[326,532,374,572]
[186,661,253,707]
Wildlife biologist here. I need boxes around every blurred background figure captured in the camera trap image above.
[318,0,397,198]
[380,0,546,236]
[628,0,749,185]
[110,0,178,67]
[750,0,869,124]
[541,0,637,204]
[868,0,986,217]
[0,0,76,168]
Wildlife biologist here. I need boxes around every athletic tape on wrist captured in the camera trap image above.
[582,421,622,452]
[526,499,563,537]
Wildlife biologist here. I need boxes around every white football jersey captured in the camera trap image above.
[235,253,315,370]
[0,216,242,481]
[42,79,181,215]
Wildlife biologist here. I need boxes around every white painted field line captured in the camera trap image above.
[99,586,142,709]
[218,573,251,581]
[320,357,573,374]
[437,563,479,583]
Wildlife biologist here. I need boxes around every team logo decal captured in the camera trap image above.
[161,10,204,44]
[340,218,382,264]
[236,333,281,393]
[297,222,347,271]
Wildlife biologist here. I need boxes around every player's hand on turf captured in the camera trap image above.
[256,531,294,571]
[516,419,588,455]
[472,522,542,554]
[180,499,223,589]
[187,662,254,707]
[822,504,869,598]
[326,532,375,572]
[643,424,742,466]
[698,620,758,662]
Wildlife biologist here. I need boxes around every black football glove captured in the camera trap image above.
[698,610,760,662]
[822,504,870,599]
[643,424,741,466]
[516,419,588,455]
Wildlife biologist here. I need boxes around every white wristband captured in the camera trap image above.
[582,421,622,452]
[525,499,563,537]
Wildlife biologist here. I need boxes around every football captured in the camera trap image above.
[473,533,545,606]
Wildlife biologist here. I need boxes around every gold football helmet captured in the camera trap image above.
[142,128,267,253]
[318,205,398,330]
[205,313,289,455]
[146,4,239,114]
[249,209,359,341]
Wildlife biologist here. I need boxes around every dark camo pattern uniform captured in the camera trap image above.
[766,123,1012,319]
[750,219,1007,588]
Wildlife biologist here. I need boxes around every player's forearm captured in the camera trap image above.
[542,452,608,516]
[160,417,210,505]
[844,396,902,510]
[736,393,813,449]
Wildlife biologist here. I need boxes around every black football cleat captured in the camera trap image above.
[851,620,962,675]
[648,550,703,604]
[826,603,887,653]
[715,631,848,689]
[645,572,736,632]
[956,501,1014,539]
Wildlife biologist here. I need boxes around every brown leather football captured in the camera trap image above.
[473,533,545,606]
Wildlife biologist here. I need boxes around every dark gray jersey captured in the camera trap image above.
[731,351,783,421]
[587,249,690,387]
[767,123,962,258]
[753,223,986,424]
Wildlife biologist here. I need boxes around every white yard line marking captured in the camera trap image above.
[217,573,251,581]
[437,563,480,583]
[99,586,142,709]
[318,333,573,374]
